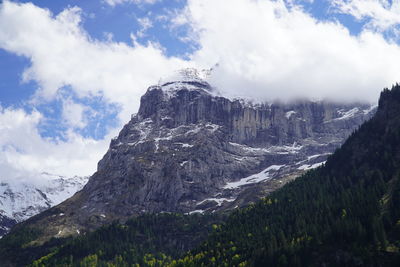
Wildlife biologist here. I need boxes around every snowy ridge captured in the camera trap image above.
[0,173,88,236]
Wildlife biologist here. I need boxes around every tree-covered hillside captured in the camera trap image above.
[0,213,223,266]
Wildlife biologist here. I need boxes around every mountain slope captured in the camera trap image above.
[1,70,375,246]
[6,85,400,267]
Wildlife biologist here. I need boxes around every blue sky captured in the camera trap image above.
[1,0,400,180]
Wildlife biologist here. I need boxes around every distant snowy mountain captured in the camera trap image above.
[0,173,88,237]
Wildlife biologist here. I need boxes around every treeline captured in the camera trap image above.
[29,213,222,266]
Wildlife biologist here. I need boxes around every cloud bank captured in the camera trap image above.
[177,0,400,102]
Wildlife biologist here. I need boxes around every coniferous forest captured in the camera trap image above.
[2,85,400,266]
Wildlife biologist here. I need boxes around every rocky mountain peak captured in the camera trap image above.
[10,76,377,242]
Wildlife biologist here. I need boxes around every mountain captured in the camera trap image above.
[0,173,88,237]
[10,84,400,267]
[163,84,400,266]
[3,69,375,245]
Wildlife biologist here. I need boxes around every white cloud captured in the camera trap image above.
[0,107,111,182]
[0,1,188,124]
[331,0,400,32]
[137,17,153,38]
[177,0,400,103]
[104,0,158,7]
[103,32,114,42]
[62,98,87,129]
[286,0,314,6]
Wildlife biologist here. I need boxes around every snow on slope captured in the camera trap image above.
[0,173,88,236]
[223,165,285,189]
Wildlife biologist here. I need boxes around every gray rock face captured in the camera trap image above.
[16,73,376,239]
[136,82,369,146]
[86,80,373,217]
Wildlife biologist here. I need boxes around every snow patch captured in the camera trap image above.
[325,108,361,123]
[175,142,194,148]
[229,142,264,153]
[337,108,359,120]
[266,143,303,154]
[155,68,217,99]
[223,165,285,189]
[186,123,220,135]
[188,209,205,215]
[229,142,303,155]
[363,104,378,115]
[285,111,296,119]
[197,197,236,207]
[307,153,330,160]
[180,161,188,167]
[182,143,193,148]
[298,161,326,170]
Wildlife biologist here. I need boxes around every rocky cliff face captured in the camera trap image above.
[11,70,376,241]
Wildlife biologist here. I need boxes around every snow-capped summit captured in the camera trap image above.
[158,68,212,85]
[150,68,217,98]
